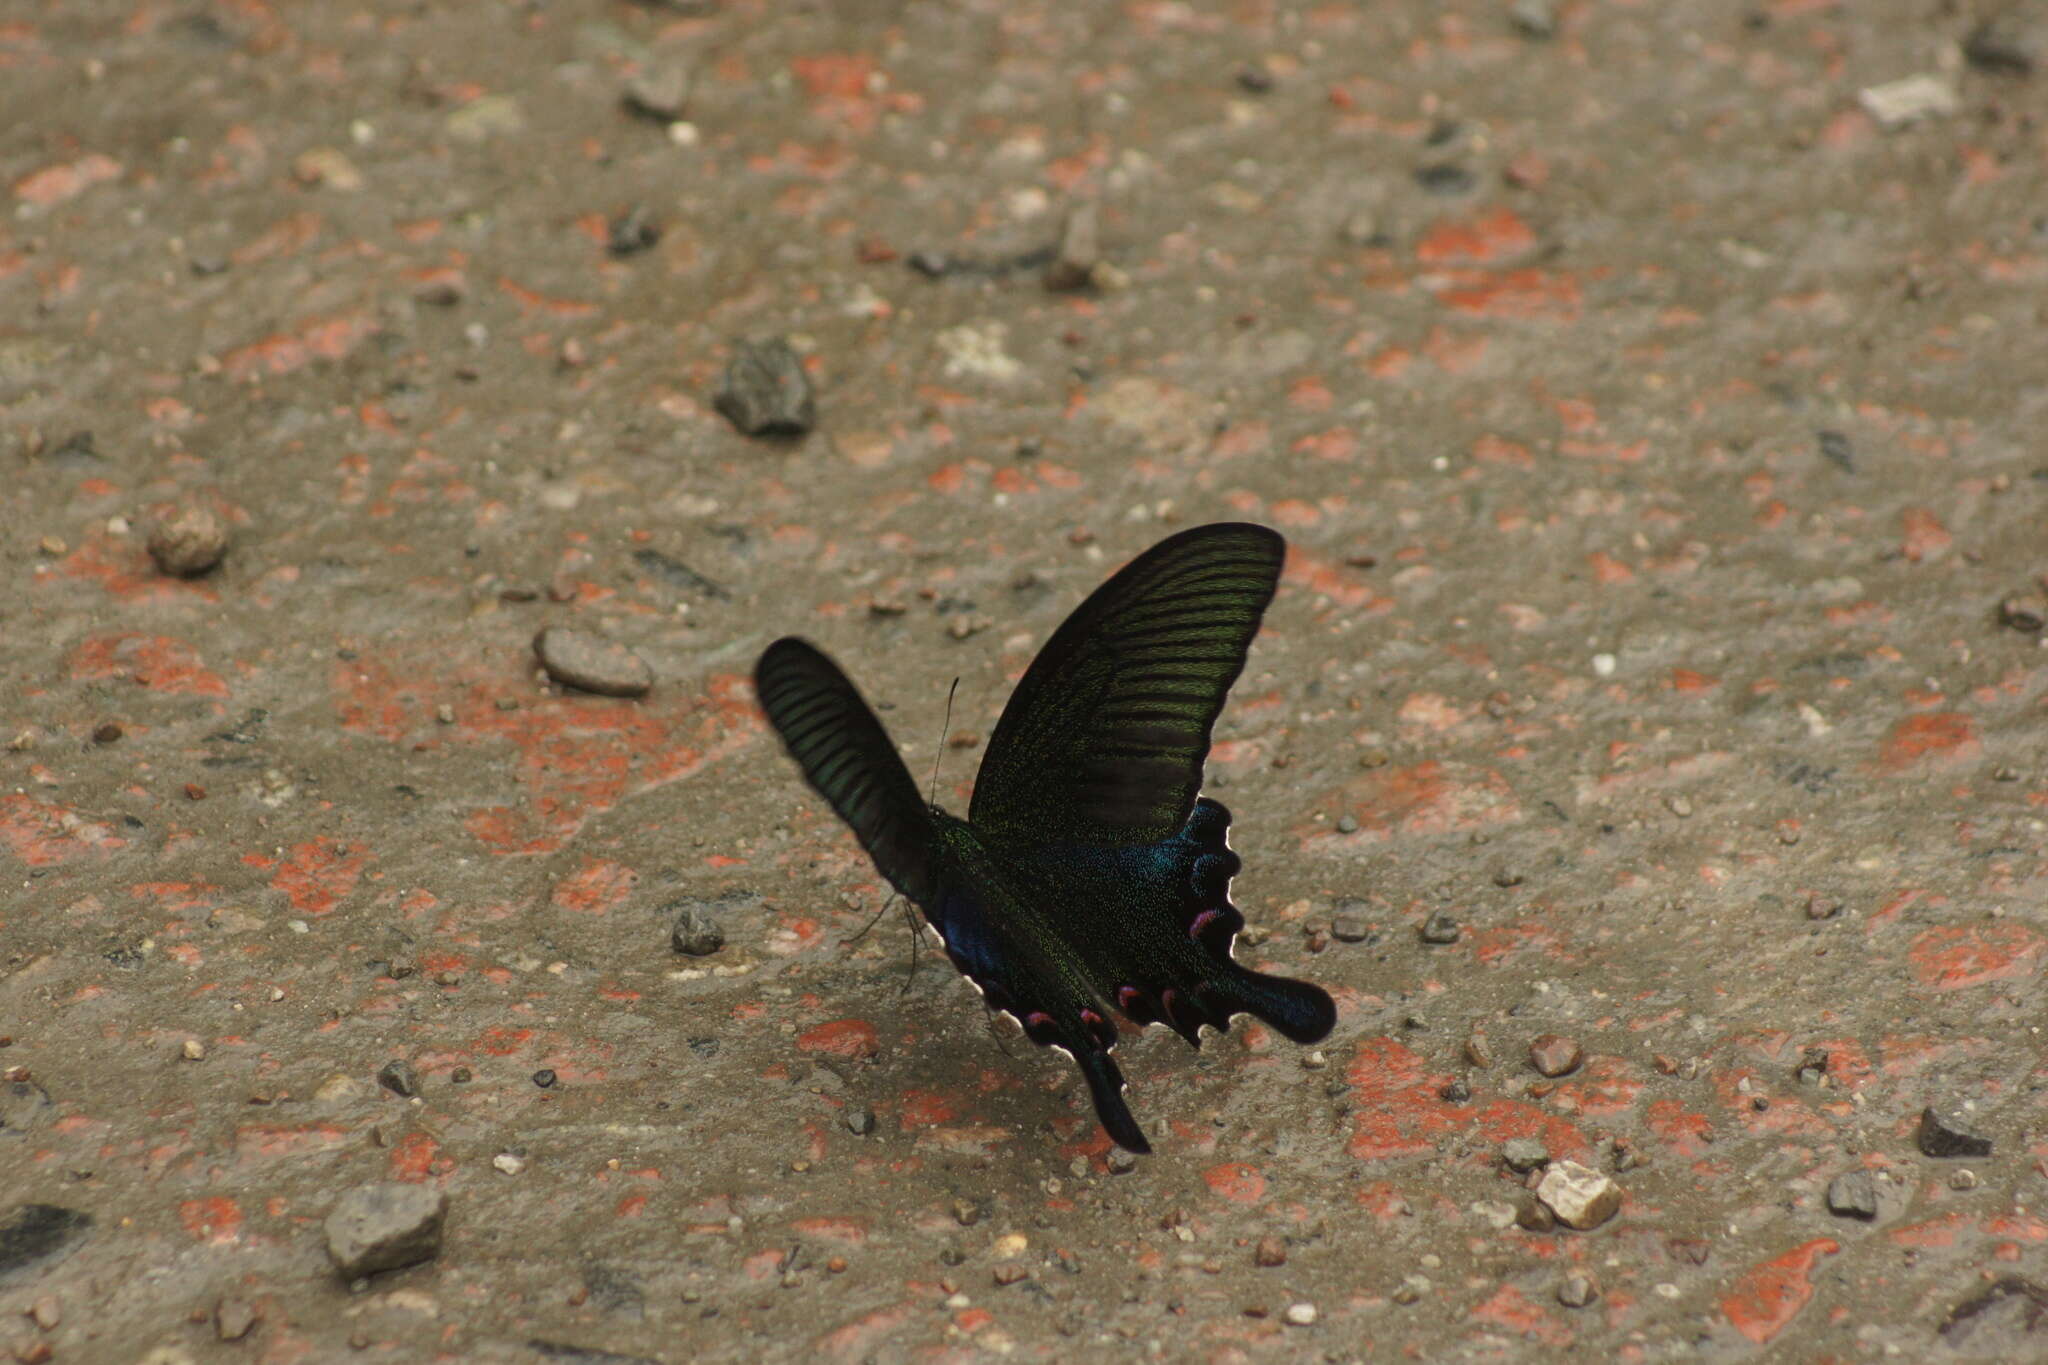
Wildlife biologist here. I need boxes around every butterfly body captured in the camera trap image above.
[755,524,1335,1152]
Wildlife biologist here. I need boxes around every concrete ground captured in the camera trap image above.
[4,1,2046,1360]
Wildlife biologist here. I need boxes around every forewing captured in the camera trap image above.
[970,523,1284,847]
[755,637,940,906]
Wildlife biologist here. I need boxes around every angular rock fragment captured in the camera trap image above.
[714,338,815,437]
[1043,202,1101,292]
[323,1182,448,1278]
[669,903,725,957]
[1533,1159,1621,1230]
[1825,1171,1877,1220]
[1917,1105,1992,1158]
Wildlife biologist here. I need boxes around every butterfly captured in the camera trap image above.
[753,523,1335,1153]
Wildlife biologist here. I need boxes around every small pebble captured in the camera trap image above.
[1414,163,1474,196]
[450,1066,472,1084]
[215,1296,260,1341]
[714,337,815,437]
[92,721,123,745]
[1858,74,1958,130]
[30,1295,59,1329]
[1534,1159,1622,1230]
[1419,911,1461,945]
[1330,913,1369,943]
[1502,1138,1549,1173]
[992,1261,1029,1285]
[533,626,653,698]
[1334,814,1360,834]
[532,1068,558,1089]
[1999,593,2047,633]
[181,1039,206,1061]
[323,1183,449,1278]
[1254,1236,1287,1267]
[147,502,229,577]
[1463,1032,1494,1069]
[1043,201,1101,292]
[1391,1275,1430,1305]
[670,904,726,957]
[1105,1147,1139,1175]
[1469,1199,1518,1231]
[1514,1196,1556,1232]
[1529,1034,1583,1078]
[622,64,690,121]
[844,1105,876,1136]
[1917,1105,1993,1158]
[1805,894,1843,921]
[1949,1168,1979,1191]
[1509,0,1555,38]
[1339,209,1380,246]
[606,206,661,257]
[183,782,207,800]
[1817,429,1856,472]
[1557,1273,1599,1308]
[492,1153,525,1176]
[1826,1171,1878,1220]
[1965,16,2041,75]
[1283,1302,1317,1326]
[377,1060,420,1099]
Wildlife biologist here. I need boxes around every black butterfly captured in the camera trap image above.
[753,523,1335,1153]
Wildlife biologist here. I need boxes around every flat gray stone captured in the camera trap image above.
[324,1182,448,1278]
[534,626,653,698]
[1826,1170,1878,1220]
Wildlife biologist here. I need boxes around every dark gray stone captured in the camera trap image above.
[670,904,726,957]
[1825,1170,1877,1220]
[1917,1105,1993,1158]
[714,338,815,437]
[377,1060,421,1099]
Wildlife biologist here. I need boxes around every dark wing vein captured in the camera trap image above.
[754,637,940,906]
[970,523,1284,847]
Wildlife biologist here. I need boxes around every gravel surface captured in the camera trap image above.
[4,2,2045,1361]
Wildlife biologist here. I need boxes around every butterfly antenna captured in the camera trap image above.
[927,676,960,810]
[840,891,896,947]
